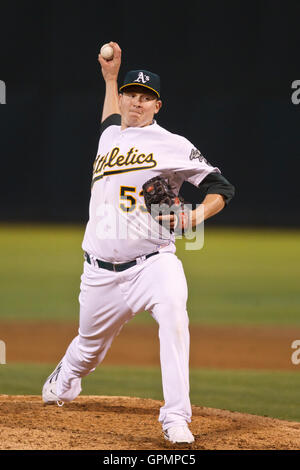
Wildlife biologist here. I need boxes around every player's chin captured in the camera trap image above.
[127,116,145,128]
[127,112,142,125]
[128,119,144,127]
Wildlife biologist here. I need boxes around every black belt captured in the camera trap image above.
[84,251,159,272]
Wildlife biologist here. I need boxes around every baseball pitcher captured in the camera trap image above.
[42,42,235,444]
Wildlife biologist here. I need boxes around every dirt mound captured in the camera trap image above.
[1,395,300,450]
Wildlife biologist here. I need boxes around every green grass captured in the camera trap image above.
[0,224,84,322]
[180,228,300,326]
[0,224,300,325]
[1,363,300,422]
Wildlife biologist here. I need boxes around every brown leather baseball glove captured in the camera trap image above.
[142,176,189,234]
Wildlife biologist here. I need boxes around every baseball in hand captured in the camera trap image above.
[100,43,114,60]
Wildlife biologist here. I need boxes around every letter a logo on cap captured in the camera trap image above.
[134,72,150,84]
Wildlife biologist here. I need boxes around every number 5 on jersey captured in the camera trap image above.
[119,186,147,213]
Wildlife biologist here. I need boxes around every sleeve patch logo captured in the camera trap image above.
[189,148,211,165]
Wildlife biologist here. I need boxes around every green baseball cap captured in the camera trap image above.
[119,70,161,98]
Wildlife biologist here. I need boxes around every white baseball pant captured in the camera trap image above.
[56,252,192,430]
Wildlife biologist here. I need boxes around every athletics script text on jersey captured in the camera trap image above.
[92,146,157,186]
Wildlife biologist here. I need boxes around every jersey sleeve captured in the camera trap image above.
[171,137,221,187]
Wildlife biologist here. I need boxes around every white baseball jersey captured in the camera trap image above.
[82,119,220,262]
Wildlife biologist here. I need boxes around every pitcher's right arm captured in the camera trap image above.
[98,42,122,123]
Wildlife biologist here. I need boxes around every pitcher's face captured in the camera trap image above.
[119,86,162,129]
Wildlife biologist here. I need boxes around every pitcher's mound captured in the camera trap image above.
[1,395,300,450]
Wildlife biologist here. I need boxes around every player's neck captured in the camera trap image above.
[121,119,155,130]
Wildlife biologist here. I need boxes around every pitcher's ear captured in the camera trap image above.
[155,100,162,114]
